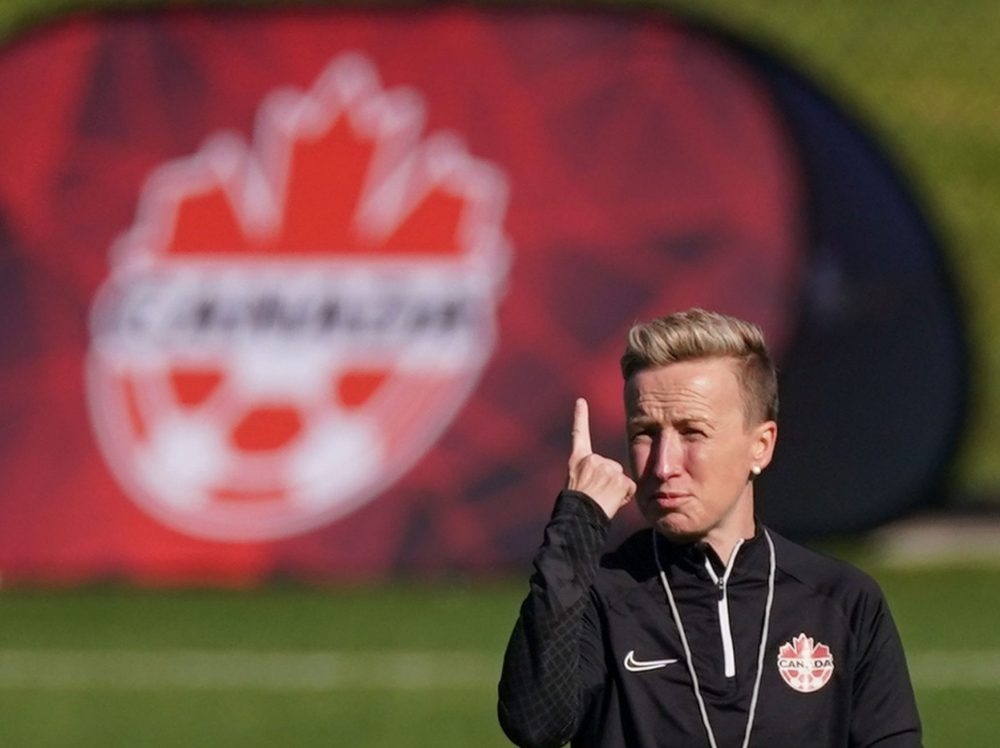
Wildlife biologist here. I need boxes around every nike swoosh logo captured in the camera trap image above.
[623,650,679,672]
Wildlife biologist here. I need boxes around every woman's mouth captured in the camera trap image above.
[653,491,691,508]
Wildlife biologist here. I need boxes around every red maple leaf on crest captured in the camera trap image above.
[112,52,509,268]
[778,633,830,661]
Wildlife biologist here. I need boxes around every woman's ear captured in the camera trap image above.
[752,420,777,471]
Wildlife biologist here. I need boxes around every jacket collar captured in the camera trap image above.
[650,521,770,582]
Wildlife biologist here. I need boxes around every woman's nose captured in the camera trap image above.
[653,432,680,479]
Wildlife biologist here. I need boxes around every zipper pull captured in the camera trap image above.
[717,578,725,601]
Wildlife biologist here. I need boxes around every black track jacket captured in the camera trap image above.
[498,491,922,748]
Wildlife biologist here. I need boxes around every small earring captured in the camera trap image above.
[750,465,762,476]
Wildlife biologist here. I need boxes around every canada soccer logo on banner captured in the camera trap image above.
[85,53,511,541]
[777,633,835,693]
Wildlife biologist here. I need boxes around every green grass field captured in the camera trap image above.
[2,564,999,746]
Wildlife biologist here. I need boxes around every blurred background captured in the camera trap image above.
[0,0,997,745]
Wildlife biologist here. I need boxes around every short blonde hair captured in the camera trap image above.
[620,308,778,424]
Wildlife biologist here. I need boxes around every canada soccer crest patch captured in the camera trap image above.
[85,52,511,541]
[777,633,835,693]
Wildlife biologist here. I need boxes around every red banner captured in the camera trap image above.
[0,7,803,582]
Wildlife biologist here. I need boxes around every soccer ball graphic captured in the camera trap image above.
[86,53,510,541]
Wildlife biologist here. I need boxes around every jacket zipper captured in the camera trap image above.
[703,539,744,679]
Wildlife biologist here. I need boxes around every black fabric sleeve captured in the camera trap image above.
[497,490,611,748]
[849,587,923,748]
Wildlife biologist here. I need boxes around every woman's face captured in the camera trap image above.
[625,357,776,550]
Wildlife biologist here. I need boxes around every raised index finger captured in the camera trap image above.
[570,397,593,461]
